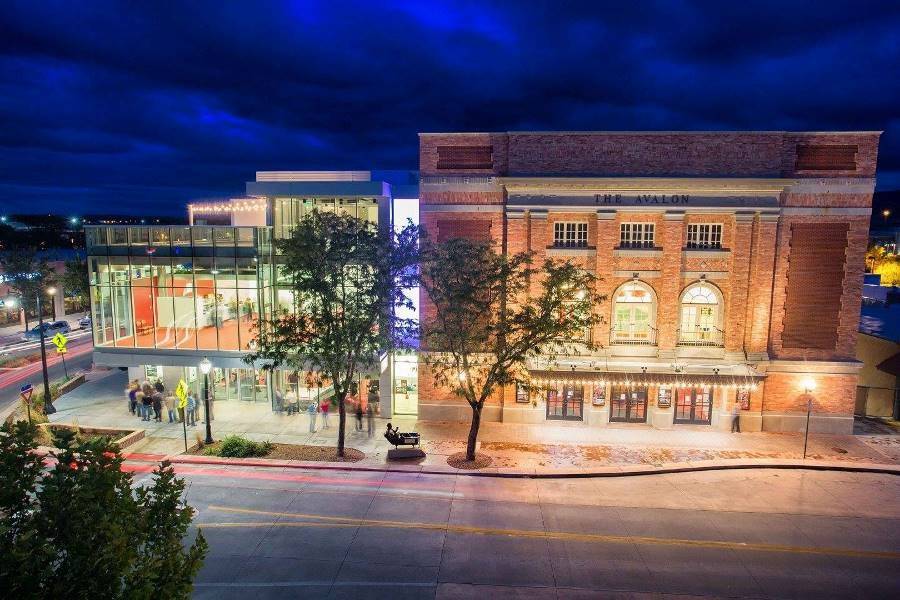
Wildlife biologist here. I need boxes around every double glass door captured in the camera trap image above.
[610,386,648,423]
[674,388,712,424]
[546,385,584,421]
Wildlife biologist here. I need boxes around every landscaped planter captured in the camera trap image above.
[38,423,144,450]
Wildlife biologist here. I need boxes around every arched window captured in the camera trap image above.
[611,281,656,345]
[679,282,723,346]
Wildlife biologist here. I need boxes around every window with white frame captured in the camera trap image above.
[686,224,723,249]
[553,222,588,248]
[619,223,655,248]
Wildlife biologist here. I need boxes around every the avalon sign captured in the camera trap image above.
[596,194,690,205]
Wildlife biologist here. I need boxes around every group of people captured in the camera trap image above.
[273,386,377,437]
[125,379,198,427]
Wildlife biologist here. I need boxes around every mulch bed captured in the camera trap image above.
[191,442,365,463]
[447,452,493,470]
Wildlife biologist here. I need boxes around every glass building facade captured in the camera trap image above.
[86,183,417,418]
[87,225,273,352]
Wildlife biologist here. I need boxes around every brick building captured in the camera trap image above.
[418,131,881,433]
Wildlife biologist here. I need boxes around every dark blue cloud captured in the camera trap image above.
[0,0,898,216]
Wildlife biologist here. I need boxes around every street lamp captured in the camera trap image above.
[199,357,213,444]
[36,287,57,415]
[802,377,816,459]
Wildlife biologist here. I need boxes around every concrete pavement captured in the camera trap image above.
[127,460,900,598]
[49,370,900,472]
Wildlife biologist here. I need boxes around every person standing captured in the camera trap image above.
[285,389,298,415]
[274,389,285,413]
[366,401,375,438]
[141,390,153,422]
[307,400,318,433]
[355,400,364,432]
[731,401,741,433]
[154,379,165,394]
[126,381,138,415]
[165,394,176,423]
[151,390,163,422]
[320,399,330,429]
[186,392,197,426]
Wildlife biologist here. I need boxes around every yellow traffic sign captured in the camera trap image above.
[175,378,188,409]
[51,332,68,350]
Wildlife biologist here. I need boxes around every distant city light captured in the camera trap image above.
[70,217,79,225]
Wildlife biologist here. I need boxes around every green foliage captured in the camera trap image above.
[0,420,207,599]
[212,435,274,458]
[61,255,90,303]
[247,210,419,456]
[0,248,56,326]
[874,255,900,286]
[420,238,604,459]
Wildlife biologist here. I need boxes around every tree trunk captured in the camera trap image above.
[337,396,346,457]
[466,403,481,461]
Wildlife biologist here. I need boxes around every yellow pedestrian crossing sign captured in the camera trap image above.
[175,379,188,409]
[51,332,68,354]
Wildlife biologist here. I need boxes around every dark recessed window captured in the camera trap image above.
[795,145,857,171]
[436,145,493,170]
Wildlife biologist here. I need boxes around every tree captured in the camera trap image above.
[61,255,90,311]
[0,248,56,331]
[247,211,419,457]
[875,255,900,286]
[0,421,207,599]
[420,238,604,461]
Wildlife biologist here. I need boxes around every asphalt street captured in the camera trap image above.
[0,332,94,412]
[125,462,900,599]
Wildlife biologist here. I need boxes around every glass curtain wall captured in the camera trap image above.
[272,197,379,239]
[88,227,266,352]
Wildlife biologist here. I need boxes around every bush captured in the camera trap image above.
[214,435,273,458]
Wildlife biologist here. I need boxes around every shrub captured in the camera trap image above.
[215,435,273,458]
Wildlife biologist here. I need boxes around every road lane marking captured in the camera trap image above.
[203,505,900,560]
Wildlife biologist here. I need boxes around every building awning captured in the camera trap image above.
[528,368,763,390]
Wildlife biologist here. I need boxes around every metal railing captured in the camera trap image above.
[677,327,725,347]
[610,325,657,346]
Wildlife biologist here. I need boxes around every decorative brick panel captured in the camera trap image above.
[782,223,849,350]
[436,219,491,243]
[794,145,857,171]
[436,145,493,170]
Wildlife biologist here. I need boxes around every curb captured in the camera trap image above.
[166,454,900,479]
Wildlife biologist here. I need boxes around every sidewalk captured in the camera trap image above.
[48,369,900,471]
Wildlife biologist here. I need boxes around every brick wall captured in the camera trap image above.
[421,131,880,178]
[762,372,857,416]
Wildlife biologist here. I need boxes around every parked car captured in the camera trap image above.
[78,316,91,329]
[23,320,71,342]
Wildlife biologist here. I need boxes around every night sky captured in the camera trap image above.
[1,1,898,217]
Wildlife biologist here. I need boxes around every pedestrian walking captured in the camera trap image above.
[731,401,741,433]
[186,392,197,426]
[165,394,176,423]
[307,400,318,433]
[366,402,375,438]
[320,399,330,429]
[274,389,285,412]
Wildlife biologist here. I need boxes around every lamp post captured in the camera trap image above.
[802,377,816,459]
[37,288,56,415]
[199,357,213,444]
